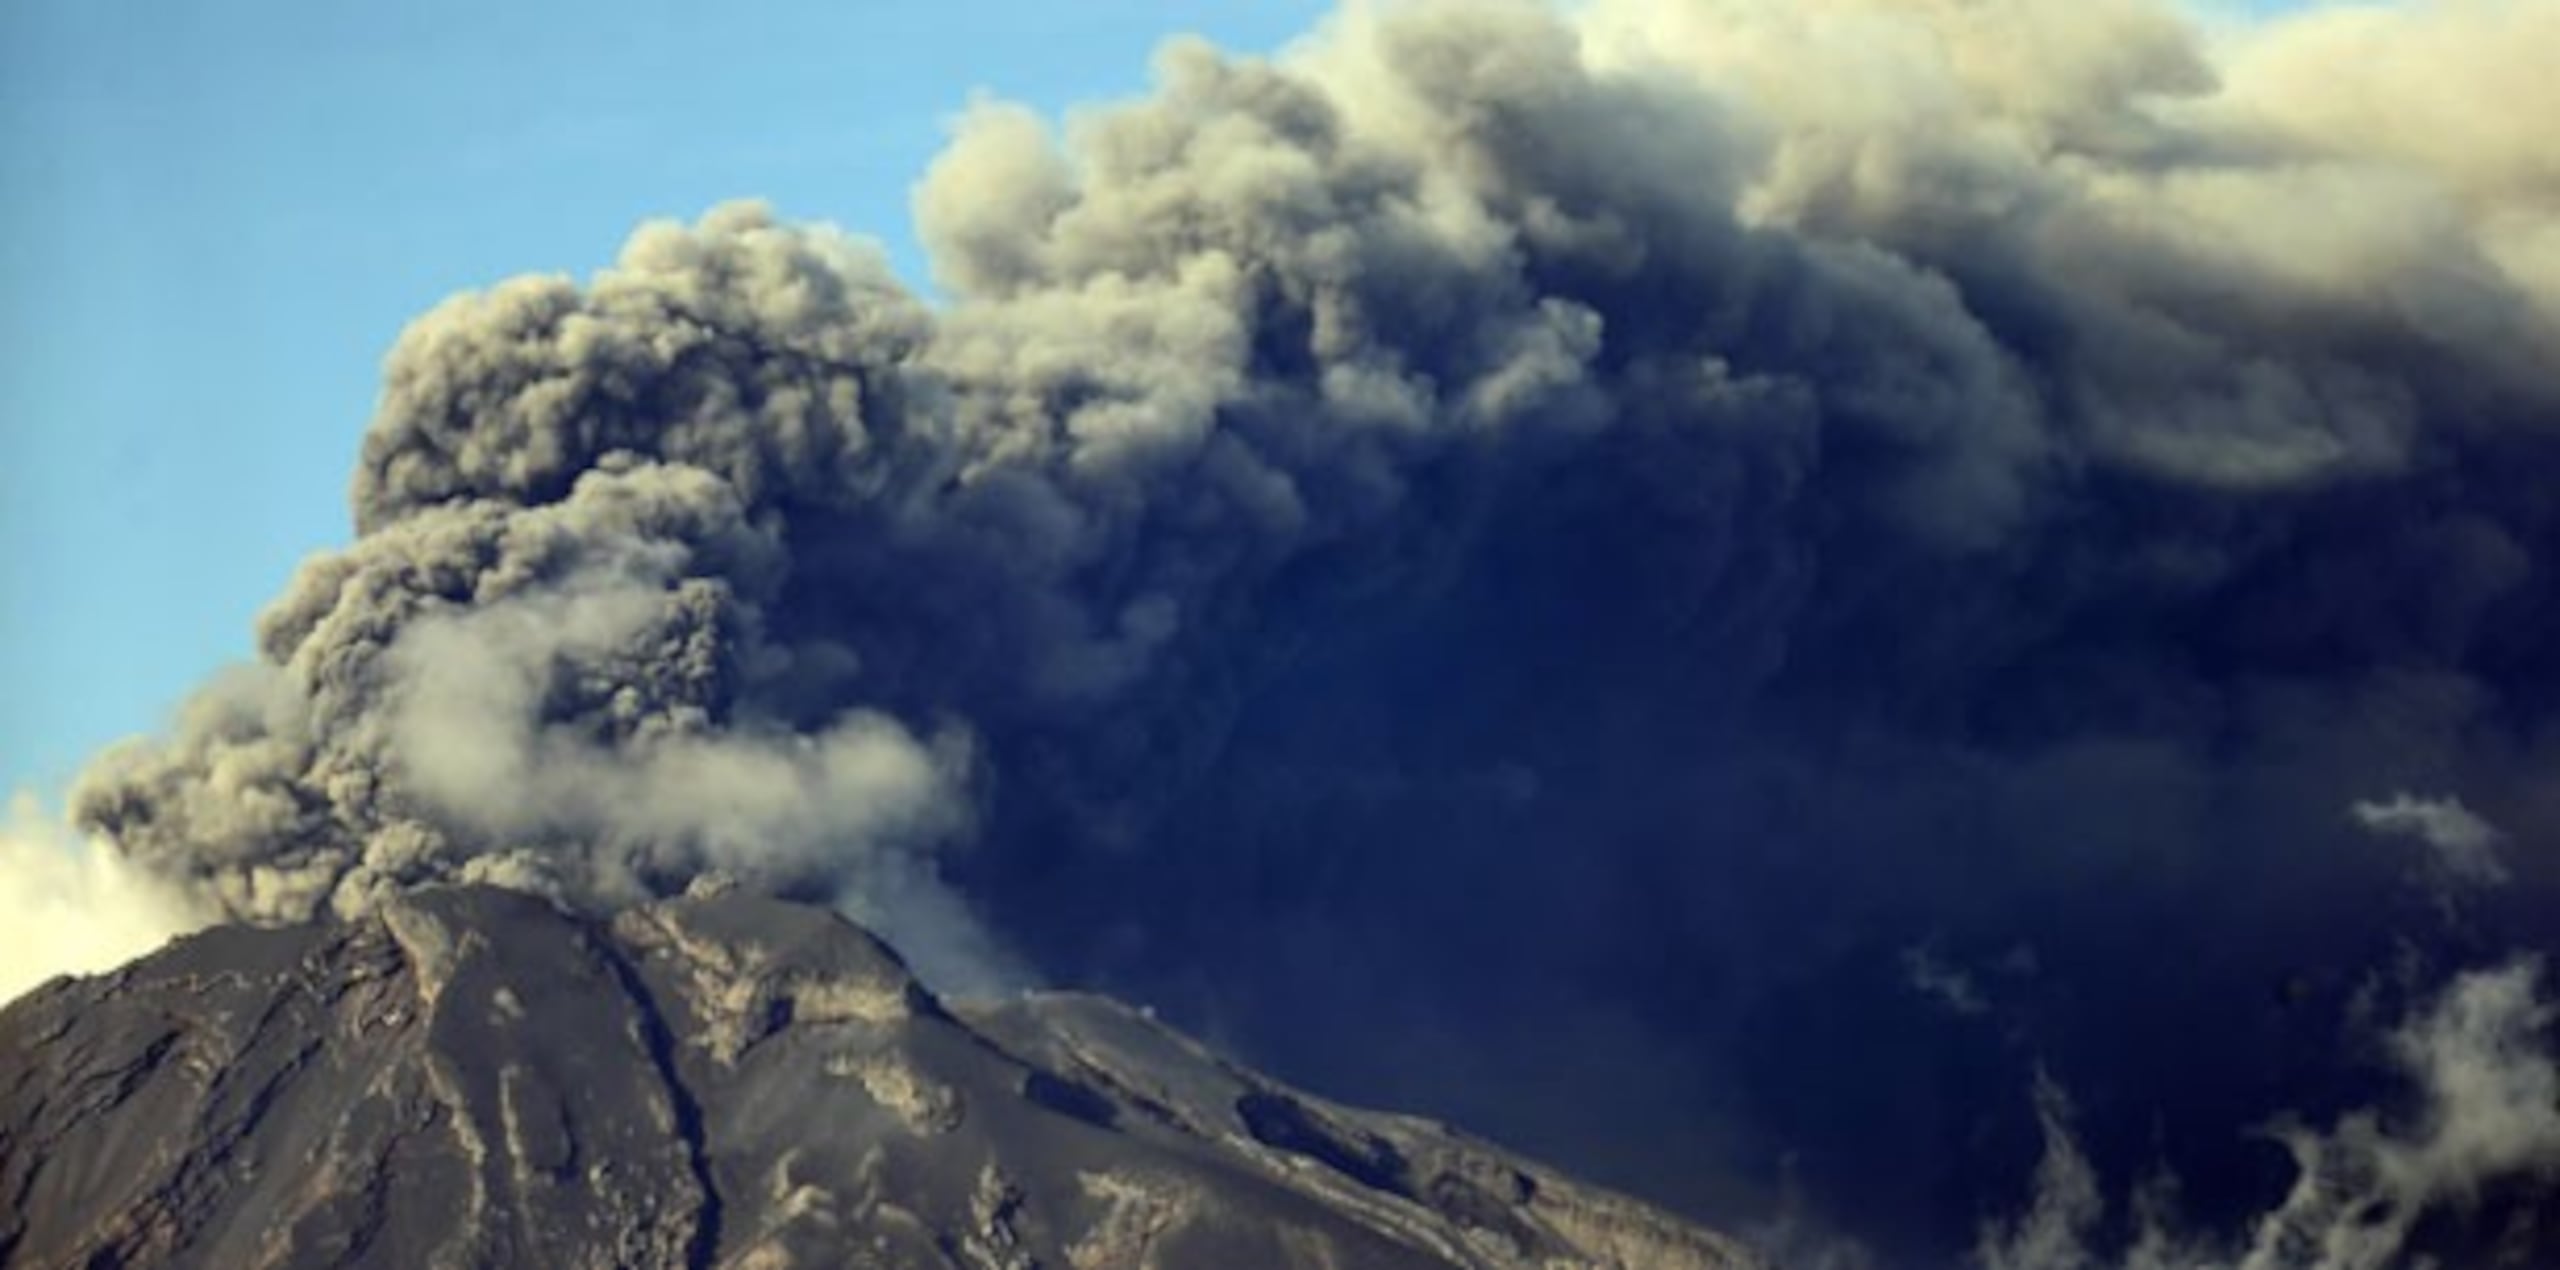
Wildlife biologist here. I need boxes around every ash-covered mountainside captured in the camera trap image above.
[0,886,1754,1270]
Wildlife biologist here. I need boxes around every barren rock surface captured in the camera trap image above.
[0,887,1757,1269]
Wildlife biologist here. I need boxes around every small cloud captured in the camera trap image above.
[2350,792,2509,887]
[1903,943,1991,1016]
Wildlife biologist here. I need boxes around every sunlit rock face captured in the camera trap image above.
[0,886,1757,1270]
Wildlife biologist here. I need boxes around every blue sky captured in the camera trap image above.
[0,0,1330,798]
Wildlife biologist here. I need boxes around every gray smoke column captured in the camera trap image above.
[65,0,2560,1261]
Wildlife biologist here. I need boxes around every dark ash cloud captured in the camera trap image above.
[56,1,2560,1262]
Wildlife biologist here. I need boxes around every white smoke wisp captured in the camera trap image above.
[381,573,1015,990]
[1977,1069,2104,1270]
[382,573,970,888]
[0,793,213,1007]
[2226,958,2560,1270]
[1975,959,2560,1270]
[2349,792,2509,887]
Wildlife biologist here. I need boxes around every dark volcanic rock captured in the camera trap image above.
[0,887,1756,1269]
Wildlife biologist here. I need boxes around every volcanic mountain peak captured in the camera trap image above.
[0,886,1757,1269]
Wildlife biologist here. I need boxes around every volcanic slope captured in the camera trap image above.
[0,884,1756,1269]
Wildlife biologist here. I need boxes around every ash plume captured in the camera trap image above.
[54,0,2560,1261]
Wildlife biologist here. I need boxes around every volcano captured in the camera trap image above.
[0,884,1755,1269]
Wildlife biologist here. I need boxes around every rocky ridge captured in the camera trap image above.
[0,885,1756,1269]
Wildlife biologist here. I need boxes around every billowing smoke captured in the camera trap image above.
[56,0,2560,1262]
[0,796,209,1006]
